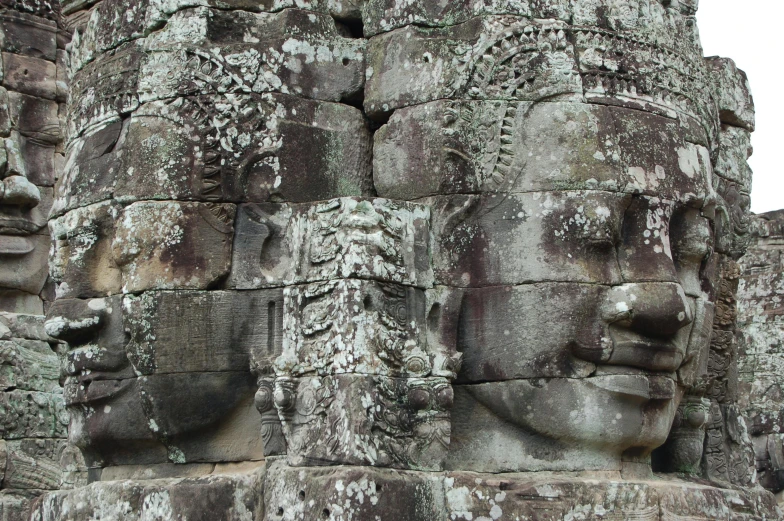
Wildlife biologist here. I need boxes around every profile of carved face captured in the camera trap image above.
[0,100,55,314]
[0,132,51,298]
[45,5,371,467]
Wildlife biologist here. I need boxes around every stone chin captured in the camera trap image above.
[462,374,684,467]
[491,376,679,447]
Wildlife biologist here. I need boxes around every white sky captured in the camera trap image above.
[697,1,783,214]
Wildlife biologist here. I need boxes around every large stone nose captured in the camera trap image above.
[1,175,41,208]
[44,298,105,344]
[602,282,693,337]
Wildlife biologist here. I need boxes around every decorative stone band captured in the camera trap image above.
[229,198,433,290]
[361,0,702,37]
[264,375,453,470]
[364,16,714,135]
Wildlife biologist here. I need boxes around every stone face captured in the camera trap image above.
[27,0,783,517]
[0,2,69,518]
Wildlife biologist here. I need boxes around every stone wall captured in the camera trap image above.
[739,211,784,499]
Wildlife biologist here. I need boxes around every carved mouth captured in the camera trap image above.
[607,327,686,373]
[64,376,135,406]
[586,373,676,400]
[0,217,40,236]
[0,235,35,254]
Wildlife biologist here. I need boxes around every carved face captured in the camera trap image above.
[44,197,275,466]
[0,130,52,313]
[386,101,723,469]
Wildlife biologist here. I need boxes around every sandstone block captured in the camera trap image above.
[264,461,446,521]
[707,57,755,131]
[139,8,365,104]
[374,100,623,199]
[0,11,57,61]
[112,201,235,292]
[0,390,67,440]
[365,18,582,117]
[3,438,64,490]
[30,470,264,521]
[49,201,123,299]
[116,96,371,205]
[67,47,142,139]
[57,96,372,214]
[123,289,283,375]
[279,280,429,377]
[456,283,606,382]
[2,53,56,100]
[429,191,628,287]
[0,232,49,295]
[274,374,453,469]
[6,92,59,144]
[229,198,432,289]
[715,126,754,192]
[0,338,59,393]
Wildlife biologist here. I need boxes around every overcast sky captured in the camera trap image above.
[697,1,782,214]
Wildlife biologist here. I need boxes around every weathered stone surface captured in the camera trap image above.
[112,201,235,292]
[707,56,756,131]
[123,289,283,375]
[716,126,754,192]
[70,5,364,100]
[33,0,780,516]
[49,201,123,299]
[365,18,583,117]
[56,95,372,215]
[139,8,365,102]
[0,390,67,440]
[375,101,711,200]
[229,198,432,290]
[0,11,58,60]
[278,280,448,378]
[274,374,452,469]
[31,468,265,521]
[362,0,701,38]
[264,460,446,521]
[1,53,56,100]
[4,439,64,490]
[265,463,781,521]
[738,212,784,494]
[0,338,59,393]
